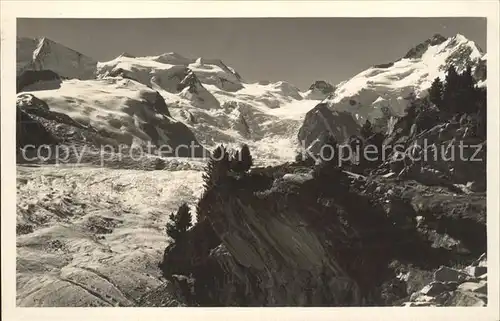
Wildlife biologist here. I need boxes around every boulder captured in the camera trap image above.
[443,290,487,307]
[457,281,487,295]
[472,253,487,267]
[463,266,487,278]
[419,281,451,296]
[433,266,469,283]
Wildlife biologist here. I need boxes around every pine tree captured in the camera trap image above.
[428,77,444,108]
[202,145,230,189]
[458,65,476,114]
[239,144,253,172]
[360,119,374,139]
[475,87,487,138]
[166,203,192,243]
[442,65,460,114]
[462,65,476,91]
[229,149,241,172]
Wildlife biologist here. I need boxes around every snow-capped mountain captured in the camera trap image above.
[17,37,97,80]
[16,33,487,161]
[97,52,243,92]
[17,37,333,164]
[296,33,487,152]
[324,34,486,124]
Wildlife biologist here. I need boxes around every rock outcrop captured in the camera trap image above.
[157,154,486,306]
[17,70,63,93]
[380,106,486,191]
[297,103,361,154]
[304,80,335,100]
[401,253,487,306]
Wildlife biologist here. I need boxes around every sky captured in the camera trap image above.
[17,18,486,90]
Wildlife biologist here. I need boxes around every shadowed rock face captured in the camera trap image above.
[298,103,361,154]
[17,70,63,93]
[158,155,486,307]
[17,108,59,149]
[308,80,335,94]
[404,34,448,59]
[162,168,380,306]
[304,81,336,100]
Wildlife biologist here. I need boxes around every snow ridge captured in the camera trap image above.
[323,33,486,124]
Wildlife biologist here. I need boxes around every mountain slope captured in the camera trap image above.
[298,33,487,151]
[17,76,207,158]
[17,37,97,80]
[324,34,486,124]
[94,48,326,163]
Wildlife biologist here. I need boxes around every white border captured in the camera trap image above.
[1,1,499,321]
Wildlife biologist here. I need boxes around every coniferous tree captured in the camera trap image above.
[428,77,444,108]
[230,149,241,172]
[239,144,253,172]
[475,87,487,138]
[202,145,230,189]
[166,203,192,243]
[458,65,476,114]
[442,65,460,114]
[461,65,476,92]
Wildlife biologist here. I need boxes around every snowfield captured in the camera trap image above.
[97,52,243,92]
[20,77,180,147]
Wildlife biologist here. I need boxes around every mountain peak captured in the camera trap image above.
[150,52,191,65]
[17,36,97,80]
[403,33,448,59]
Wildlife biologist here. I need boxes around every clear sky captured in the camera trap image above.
[17,18,486,90]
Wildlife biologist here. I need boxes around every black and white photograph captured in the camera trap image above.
[1,1,499,320]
